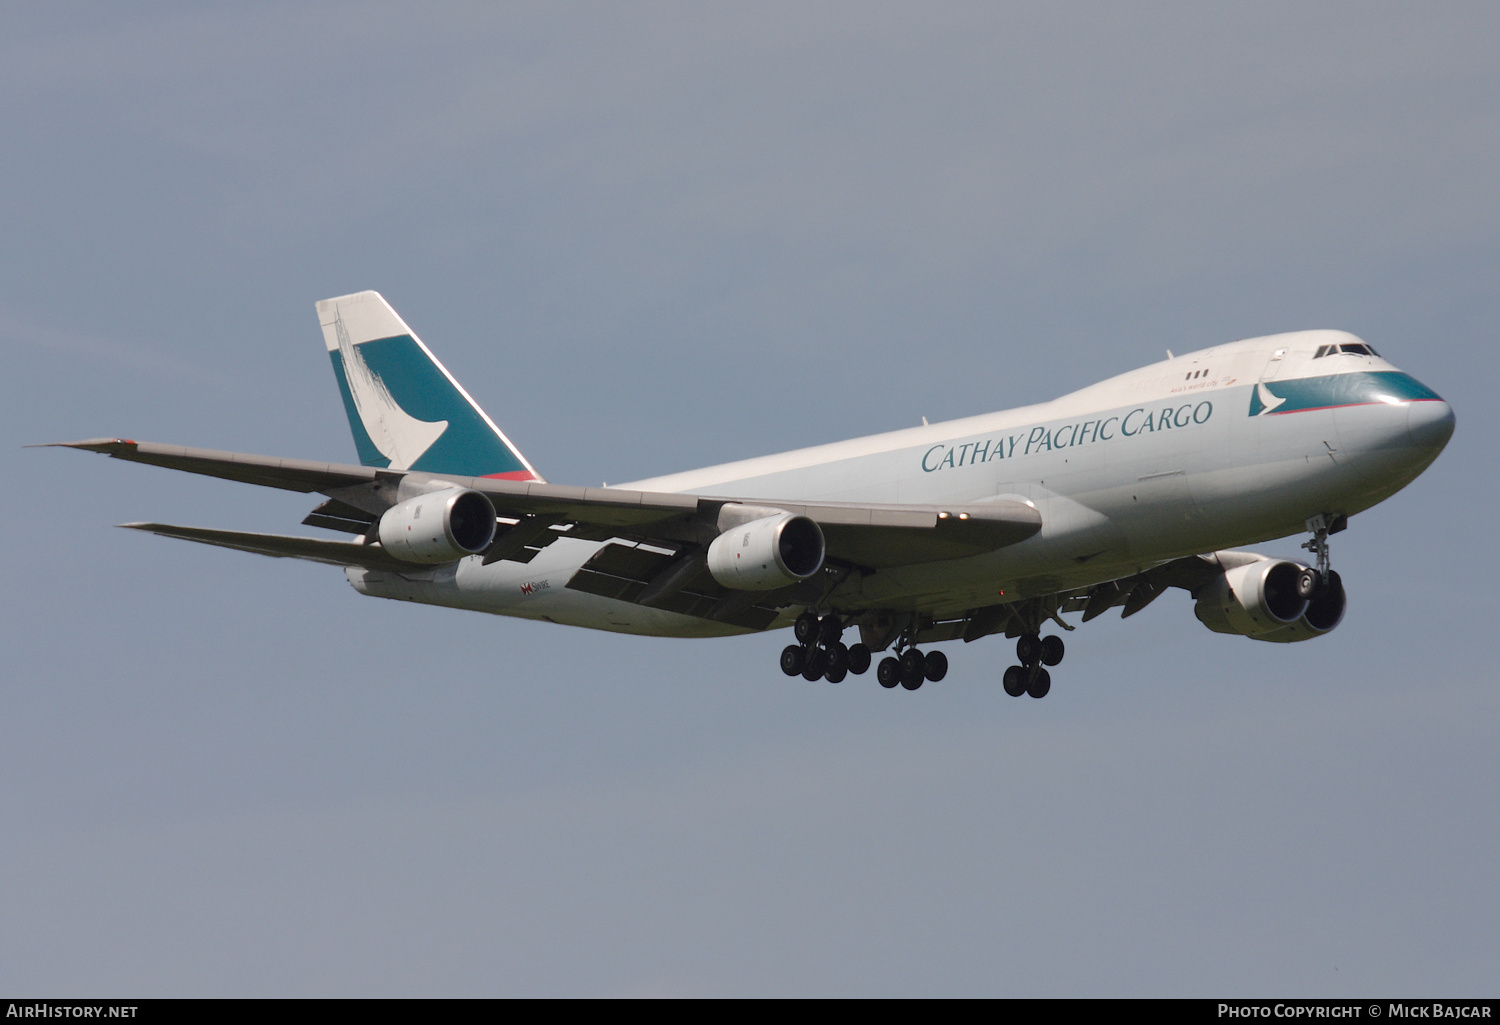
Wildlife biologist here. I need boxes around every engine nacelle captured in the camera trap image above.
[1194,558,1310,638]
[706,512,825,590]
[377,488,496,563]
[1254,571,1347,643]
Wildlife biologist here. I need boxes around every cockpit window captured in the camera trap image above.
[1313,342,1380,358]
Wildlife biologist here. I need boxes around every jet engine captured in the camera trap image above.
[377,487,497,563]
[706,512,825,590]
[1193,558,1311,638]
[1253,571,1347,643]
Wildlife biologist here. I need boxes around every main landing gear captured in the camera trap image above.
[780,612,1065,698]
[1001,633,1064,699]
[874,647,947,691]
[780,612,871,684]
[781,612,947,691]
[870,615,946,691]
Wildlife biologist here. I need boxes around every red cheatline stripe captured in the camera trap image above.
[482,470,540,480]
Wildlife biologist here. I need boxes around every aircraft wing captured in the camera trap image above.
[901,552,1234,648]
[50,438,1042,568]
[118,522,411,570]
[52,438,382,491]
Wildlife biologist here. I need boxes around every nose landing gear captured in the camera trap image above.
[1300,513,1346,597]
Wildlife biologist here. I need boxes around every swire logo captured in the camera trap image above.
[519,580,550,596]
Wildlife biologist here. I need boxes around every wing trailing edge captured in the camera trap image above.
[119,522,409,570]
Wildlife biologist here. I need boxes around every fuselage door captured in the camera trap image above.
[1259,347,1289,382]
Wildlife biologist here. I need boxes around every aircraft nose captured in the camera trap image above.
[1407,398,1455,453]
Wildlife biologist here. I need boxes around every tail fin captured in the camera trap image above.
[315,291,542,481]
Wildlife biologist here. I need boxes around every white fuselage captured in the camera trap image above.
[346,330,1454,638]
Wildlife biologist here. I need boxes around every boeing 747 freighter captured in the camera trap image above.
[49,291,1455,697]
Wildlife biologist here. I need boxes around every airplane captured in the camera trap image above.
[46,290,1455,697]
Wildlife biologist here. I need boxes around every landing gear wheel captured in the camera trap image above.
[794,611,820,644]
[818,615,843,646]
[780,645,805,677]
[923,650,948,682]
[1296,568,1320,599]
[826,642,850,676]
[898,649,925,690]
[1320,569,1342,597]
[1040,635,1065,667]
[899,648,924,678]
[1003,665,1027,697]
[1027,668,1051,699]
[1016,634,1042,667]
[877,657,902,688]
[825,666,847,684]
[847,644,872,675]
[801,646,829,681]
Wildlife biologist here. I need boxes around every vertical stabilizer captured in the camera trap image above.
[316,291,543,481]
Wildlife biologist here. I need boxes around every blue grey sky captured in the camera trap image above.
[3,3,1496,996]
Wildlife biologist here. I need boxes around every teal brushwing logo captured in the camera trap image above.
[333,318,448,468]
[1249,382,1287,416]
[330,330,532,478]
[1248,372,1443,417]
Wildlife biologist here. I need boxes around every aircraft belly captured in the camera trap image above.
[457,540,754,638]
[836,545,1149,615]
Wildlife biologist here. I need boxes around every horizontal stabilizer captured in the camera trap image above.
[120,522,408,570]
